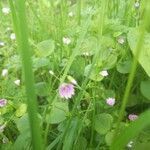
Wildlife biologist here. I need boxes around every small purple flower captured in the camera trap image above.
[59,83,75,99]
[0,99,7,107]
[128,114,138,121]
[106,97,115,106]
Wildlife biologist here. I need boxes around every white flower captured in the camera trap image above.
[117,37,125,44]
[2,7,10,15]
[0,124,6,133]
[99,70,108,77]
[106,97,115,106]
[10,33,16,40]
[0,41,5,47]
[82,52,91,56]
[127,141,133,148]
[14,79,20,86]
[49,70,54,75]
[6,27,11,32]
[68,12,74,17]
[134,2,140,8]
[2,69,8,77]
[63,37,71,45]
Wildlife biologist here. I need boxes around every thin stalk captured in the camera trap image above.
[77,0,81,25]
[9,0,43,149]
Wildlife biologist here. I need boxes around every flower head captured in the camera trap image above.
[1,69,8,77]
[68,12,74,17]
[2,7,10,15]
[63,37,71,45]
[14,79,20,86]
[106,97,115,106]
[49,70,54,75]
[134,1,140,8]
[10,33,16,40]
[127,141,133,148]
[59,83,75,99]
[0,124,6,133]
[117,36,125,44]
[0,41,5,47]
[128,114,138,121]
[100,70,108,77]
[0,99,7,107]
[82,52,91,56]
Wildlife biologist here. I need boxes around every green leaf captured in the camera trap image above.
[16,114,30,133]
[33,57,49,69]
[35,82,49,97]
[15,103,27,117]
[117,60,132,74]
[140,81,150,100]
[46,101,69,124]
[105,131,115,146]
[84,64,103,81]
[94,113,113,135]
[36,39,55,57]
[128,28,150,77]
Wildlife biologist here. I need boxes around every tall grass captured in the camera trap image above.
[9,0,43,149]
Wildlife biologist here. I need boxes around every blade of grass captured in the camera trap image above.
[9,0,43,149]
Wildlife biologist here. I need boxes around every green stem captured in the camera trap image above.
[9,0,43,149]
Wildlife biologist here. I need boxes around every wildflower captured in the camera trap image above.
[82,52,91,56]
[2,137,8,144]
[106,97,115,106]
[99,70,108,77]
[0,99,7,107]
[68,12,74,17]
[0,41,5,47]
[14,79,20,86]
[2,7,10,15]
[128,114,138,121]
[10,33,16,40]
[134,1,140,8]
[62,37,71,45]
[127,141,133,148]
[0,124,6,133]
[117,36,125,44]
[59,83,75,99]
[1,69,8,77]
[49,70,54,75]
[67,75,77,85]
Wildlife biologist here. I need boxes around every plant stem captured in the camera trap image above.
[9,0,43,149]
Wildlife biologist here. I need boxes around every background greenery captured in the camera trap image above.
[0,0,150,150]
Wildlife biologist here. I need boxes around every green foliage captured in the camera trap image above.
[140,80,150,100]
[94,113,113,135]
[46,101,69,124]
[36,39,55,57]
[0,0,150,149]
[128,28,150,77]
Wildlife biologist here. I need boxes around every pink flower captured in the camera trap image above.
[128,114,138,121]
[106,97,115,106]
[0,99,7,107]
[59,83,75,99]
